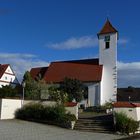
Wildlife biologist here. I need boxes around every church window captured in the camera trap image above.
[105,41,110,49]
[105,36,110,49]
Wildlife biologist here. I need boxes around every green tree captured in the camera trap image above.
[36,79,49,99]
[23,71,33,82]
[23,71,49,100]
[48,85,68,103]
[60,77,86,102]
[0,85,19,98]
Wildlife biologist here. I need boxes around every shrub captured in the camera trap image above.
[101,102,113,109]
[0,85,20,98]
[15,103,76,128]
[15,103,45,120]
[115,112,139,135]
[48,85,68,104]
[44,104,66,121]
[59,113,76,128]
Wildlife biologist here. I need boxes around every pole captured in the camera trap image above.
[22,81,25,107]
[22,86,24,106]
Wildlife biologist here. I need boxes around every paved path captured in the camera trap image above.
[0,120,125,140]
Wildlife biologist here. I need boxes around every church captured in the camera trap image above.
[30,19,118,106]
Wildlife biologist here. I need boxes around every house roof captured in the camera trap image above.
[98,19,118,36]
[30,58,102,83]
[0,64,9,78]
[113,102,140,108]
[61,58,99,65]
[30,67,48,80]
[44,61,102,83]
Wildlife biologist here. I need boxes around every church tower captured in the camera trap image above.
[98,19,118,105]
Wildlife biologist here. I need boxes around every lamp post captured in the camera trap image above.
[129,96,131,102]
[22,81,26,106]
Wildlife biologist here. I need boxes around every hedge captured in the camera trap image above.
[15,103,76,128]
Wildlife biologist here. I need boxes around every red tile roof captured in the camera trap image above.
[44,62,102,83]
[61,58,99,65]
[30,59,102,83]
[113,102,140,108]
[0,64,9,78]
[30,67,48,80]
[98,19,118,36]
[64,102,78,107]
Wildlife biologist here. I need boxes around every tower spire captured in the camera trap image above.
[97,20,118,36]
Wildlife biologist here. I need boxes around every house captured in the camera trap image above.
[0,64,19,88]
[30,19,118,106]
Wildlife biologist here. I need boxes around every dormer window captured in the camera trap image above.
[105,36,110,49]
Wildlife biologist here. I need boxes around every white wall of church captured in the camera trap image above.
[99,33,117,105]
[85,83,100,106]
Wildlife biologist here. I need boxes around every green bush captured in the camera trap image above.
[115,112,139,135]
[0,85,20,98]
[44,104,66,121]
[58,113,76,128]
[15,103,45,120]
[15,103,76,128]
[101,102,113,110]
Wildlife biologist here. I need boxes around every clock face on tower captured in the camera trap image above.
[104,36,110,42]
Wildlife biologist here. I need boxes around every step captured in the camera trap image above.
[74,126,114,129]
[74,127,113,131]
[74,127,113,132]
[74,129,113,133]
[76,121,113,124]
[77,119,113,122]
[74,124,114,129]
[75,124,113,127]
[75,123,113,126]
[75,114,114,133]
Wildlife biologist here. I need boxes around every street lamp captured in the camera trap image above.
[128,96,131,102]
[21,81,26,106]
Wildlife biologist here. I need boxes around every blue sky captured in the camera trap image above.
[0,0,140,87]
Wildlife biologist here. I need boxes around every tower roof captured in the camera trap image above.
[98,19,118,36]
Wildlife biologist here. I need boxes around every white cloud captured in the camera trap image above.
[47,36,98,50]
[118,61,140,87]
[1,52,139,88]
[0,53,49,83]
[0,53,36,59]
[118,38,129,45]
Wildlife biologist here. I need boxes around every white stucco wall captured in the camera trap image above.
[99,33,117,105]
[65,105,78,119]
[136,108,140,121]
[0,99,78,120]
[114,107,139,121]
[0,99,22,119]
[85,83,100,106]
